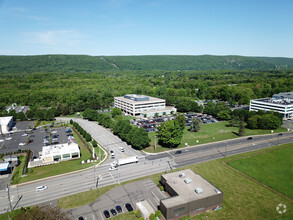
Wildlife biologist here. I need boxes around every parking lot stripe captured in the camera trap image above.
[147,198,157,211]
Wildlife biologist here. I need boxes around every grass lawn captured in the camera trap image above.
[13,125,104,184]
[10,155,26,184]
[227,145,293,199]
[56,143,293,220]
[146,121,287,153]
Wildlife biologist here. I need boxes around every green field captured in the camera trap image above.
[227,145,293,199]
[146,121,287,153]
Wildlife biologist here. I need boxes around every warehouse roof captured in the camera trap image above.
[161,169,222,208]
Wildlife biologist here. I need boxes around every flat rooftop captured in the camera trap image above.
[115,95,165,104]
[0,116,13,125]
[161,169,222,207]
[42,142,79,157]
[252,98,293,105]
[0,162,10,172]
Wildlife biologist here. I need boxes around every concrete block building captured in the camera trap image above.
[114,94,176,117]
[249,92,293,119]
[0,116,13,134]
[160,169,223,220]
[40,142,80,163]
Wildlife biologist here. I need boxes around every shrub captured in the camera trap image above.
[133,210,141,218]
[155,210,162,218]
[150,213,156,220]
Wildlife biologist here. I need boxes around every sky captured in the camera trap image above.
[0,0,292,57]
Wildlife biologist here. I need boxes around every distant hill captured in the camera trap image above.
[0,54,293,74]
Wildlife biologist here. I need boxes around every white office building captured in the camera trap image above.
[114,94,176,117]
[0,116,13,134]
[40,142,80,163]
[249,92,293,119]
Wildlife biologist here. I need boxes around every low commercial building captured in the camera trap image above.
[114,94,176,117]
[40,142,80,163]
[0,162,10,174]
[160,169,223,220]
[0,116,13,134]
[249,92,293,119]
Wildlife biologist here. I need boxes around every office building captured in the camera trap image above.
[160,169,223,220]
[0,116,13,134]
[249,92,293,119]
[114,94,176,117]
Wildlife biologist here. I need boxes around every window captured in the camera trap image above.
[63,153,70,159]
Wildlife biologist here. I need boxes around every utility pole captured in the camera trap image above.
[6,185,12,212]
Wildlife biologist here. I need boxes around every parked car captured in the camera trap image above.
[36,185,47,192]
[110,208,117,216]
[119,147,124,152]
[125,203,133,212]
[103,210,110,218]
[116,205,122,213]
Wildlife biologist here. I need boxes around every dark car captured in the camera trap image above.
[247,137,253,140]
[175,150,182,155]
[278,133,283,136]
[116,205,122,213]
[103,210,110,218]
[110,208,117,216]
[125,203,133,212]
[78,217,84,220]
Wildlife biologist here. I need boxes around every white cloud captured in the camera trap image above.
[22,30,85,46]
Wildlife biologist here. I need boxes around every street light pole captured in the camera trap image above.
[6,185,12,212]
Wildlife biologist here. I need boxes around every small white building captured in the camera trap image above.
[114,94,177,117]
[0,116,13,134]
[41,142,80,163]
[250,92,293,119]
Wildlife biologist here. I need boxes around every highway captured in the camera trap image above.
[0,118,292,214]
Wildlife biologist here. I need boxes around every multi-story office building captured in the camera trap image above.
[249,92,293,119]
[114,94,176,117]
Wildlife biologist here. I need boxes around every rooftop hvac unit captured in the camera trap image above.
[184,178,192,184]
[214,189,221,194]
[195,187,203,194]
[179,173,185,178]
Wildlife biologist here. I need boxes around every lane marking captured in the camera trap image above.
[108,171,116,184]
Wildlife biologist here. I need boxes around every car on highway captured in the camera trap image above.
[119,147,124,152]
[109,166,117,171]
[175,150,182,155]
[125,203,133,212]
[36,185,47,192]
[103,210,110,218]
[110,208,117,216]
[247,137,253,140]
[110,150,115,158]
[116,205,122,213]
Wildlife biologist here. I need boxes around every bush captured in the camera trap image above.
[155,210,161,218]
[160,186,164,191]
[150,213,156,220]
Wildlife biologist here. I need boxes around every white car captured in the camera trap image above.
[22,133,28,137]
[119,147,124,152]
[109,166,118,171]
[0,139,4,142]
[5,137,12,140]
[52,131,57,134]
[19,143,25,146]
[36,185,47,192]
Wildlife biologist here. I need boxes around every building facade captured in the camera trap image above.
[0,116,13,134]
[114,94,176,117]
[160,169,223,220]
[249,92,293,119]
[41,142,80,163]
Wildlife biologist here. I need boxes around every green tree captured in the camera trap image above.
[111,107,122,117]
[131,127,150,150]
[175,114,186,130]
[247,115,261,129]
[92,139,97,147]
[238,120,245,136]
[85,133,92,142]
[227,115,241,127]
[190,118,201,132]
[17,111,26,121]
[157,120,183,148]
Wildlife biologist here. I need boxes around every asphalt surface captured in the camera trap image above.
[0,117,292,217]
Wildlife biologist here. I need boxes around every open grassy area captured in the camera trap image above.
[56,143,293,220]
[227,145,293,199]
[10,155,26,184]
[13,125,104,184]
[146,121,287,153]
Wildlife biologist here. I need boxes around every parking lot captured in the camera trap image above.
[130,113,218,132]
[0,121,70,158]
[69,179,167,220]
